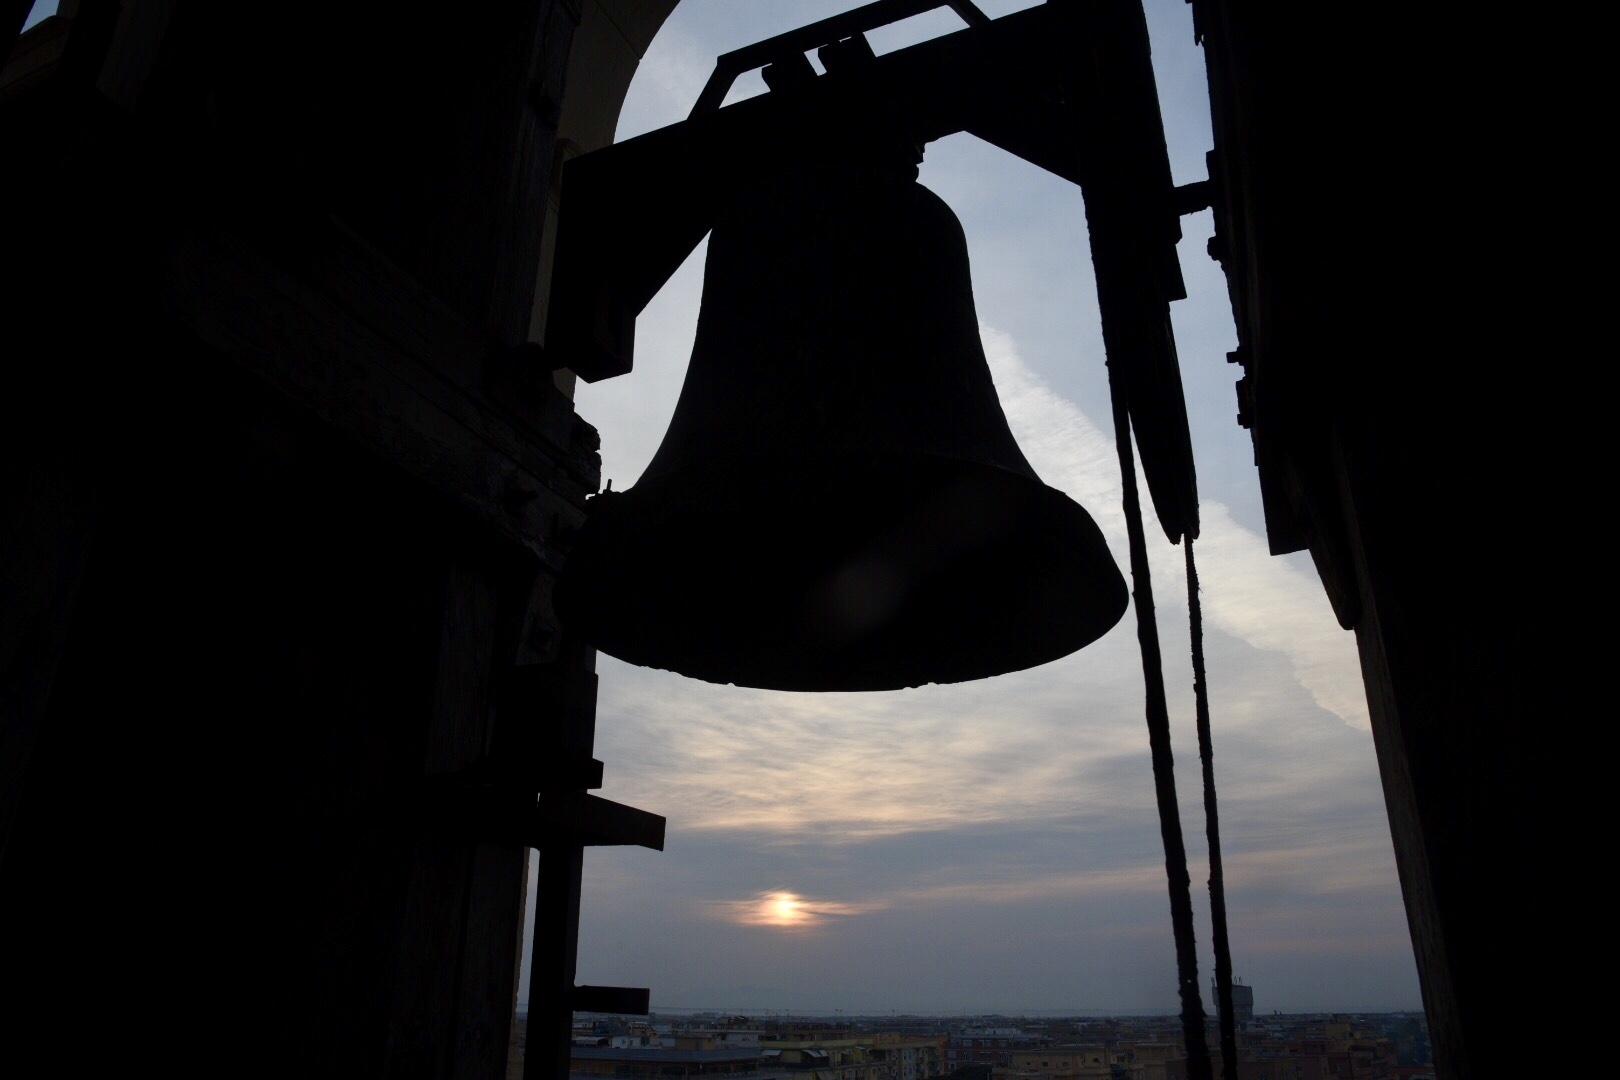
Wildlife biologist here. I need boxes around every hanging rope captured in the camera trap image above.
[1106,367,1212,1080]
[1186,539,1238,1080]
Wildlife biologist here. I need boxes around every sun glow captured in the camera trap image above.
[720,890,879,931]
[770,893,804,925]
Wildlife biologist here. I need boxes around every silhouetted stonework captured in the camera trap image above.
[1,3,657,1075]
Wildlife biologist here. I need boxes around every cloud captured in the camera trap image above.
[979,325,1370,731]
[563,816,1419,1012]
[1186,508,1371,728]
[893,864,1168,907]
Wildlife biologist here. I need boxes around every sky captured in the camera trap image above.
[524,0,1422,1017]
[20,1,56,31]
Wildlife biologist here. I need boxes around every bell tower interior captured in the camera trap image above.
[1,2,1563,1078]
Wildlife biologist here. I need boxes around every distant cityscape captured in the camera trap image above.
[508,987,1434,1080]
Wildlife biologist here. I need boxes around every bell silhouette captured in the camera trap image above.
[556,163,1126,691]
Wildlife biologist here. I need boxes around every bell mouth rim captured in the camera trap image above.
[556,454,1127,693]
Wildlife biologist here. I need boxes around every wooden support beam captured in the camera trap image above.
[525,842,584,1080]
[521,636,664,1079]
[533,792,666,851]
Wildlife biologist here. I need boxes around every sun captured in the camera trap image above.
[725,889,872,930]
[761,891,808,927]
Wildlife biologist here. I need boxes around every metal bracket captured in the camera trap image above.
[689,0,990,116]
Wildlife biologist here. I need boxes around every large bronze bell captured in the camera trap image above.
[555,163,1126,691]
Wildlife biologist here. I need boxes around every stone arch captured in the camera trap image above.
[531,1,680,366]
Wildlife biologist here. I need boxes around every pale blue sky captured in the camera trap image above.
[21,1,57,33]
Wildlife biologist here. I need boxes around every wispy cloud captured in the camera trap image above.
[893,864,1169,906]
[980,324,1370,731]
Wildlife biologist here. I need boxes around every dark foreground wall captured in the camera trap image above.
[1194,2,1580,1075]
[1,3,613,1075]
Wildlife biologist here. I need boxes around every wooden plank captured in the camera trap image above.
[532,792,666,851]
[524,843,584,1080]
[523,637,597,1080]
